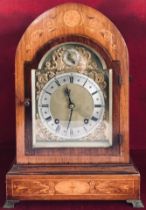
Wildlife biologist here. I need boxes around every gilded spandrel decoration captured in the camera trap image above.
[35,119,109,143]
[36,44,107,97]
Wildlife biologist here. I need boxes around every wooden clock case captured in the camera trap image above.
[4,3,143,208]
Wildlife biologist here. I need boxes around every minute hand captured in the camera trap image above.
[67,108,73,130]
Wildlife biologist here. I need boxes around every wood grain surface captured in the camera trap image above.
[15,3,129,164]
[6,163,140,201]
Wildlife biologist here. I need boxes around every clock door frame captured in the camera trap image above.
[15,3,129,164]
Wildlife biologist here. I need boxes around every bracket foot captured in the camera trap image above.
[127,200,144,208]
[3,200,19,208]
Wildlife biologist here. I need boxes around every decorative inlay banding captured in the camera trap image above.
[12,178,134,197]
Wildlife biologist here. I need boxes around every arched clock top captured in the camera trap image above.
[15,3,129,73]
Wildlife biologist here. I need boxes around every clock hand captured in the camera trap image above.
[64,86,74,106]
[64,86,75,130]
[67,108,73,130]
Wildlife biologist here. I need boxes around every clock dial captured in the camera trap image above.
[32,42,112,148]
[38,72,105,139]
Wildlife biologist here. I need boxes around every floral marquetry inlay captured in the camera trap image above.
[100,29,116,50]
[12,179,134,197]
[63,10,81,27]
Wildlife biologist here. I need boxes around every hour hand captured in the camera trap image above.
[64,86,71,97]
[64,86,73,105]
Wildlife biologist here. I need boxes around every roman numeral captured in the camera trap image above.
[92,91,98,95]
[55,79,61,86]
[44,90,51,95]
[91,116,98,121]
[56,125,61,133]
[45,116,52,121]
[70,128,73,136]
[94,104,102,108]
[83,126,87,132]
[83,79,88,86]
[41,104,49,107]
[70,76,74,83]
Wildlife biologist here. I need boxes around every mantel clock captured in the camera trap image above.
[4,3,144,208]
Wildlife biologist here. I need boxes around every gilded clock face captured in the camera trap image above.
[32,42,112,148]
[38,72,105,139]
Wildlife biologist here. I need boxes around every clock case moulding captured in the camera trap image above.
[3,3,144,208]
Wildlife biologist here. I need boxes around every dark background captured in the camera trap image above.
[0,0,146,209]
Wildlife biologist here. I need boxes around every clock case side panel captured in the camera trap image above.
[15,3,129,164]
[21,36,125,164]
